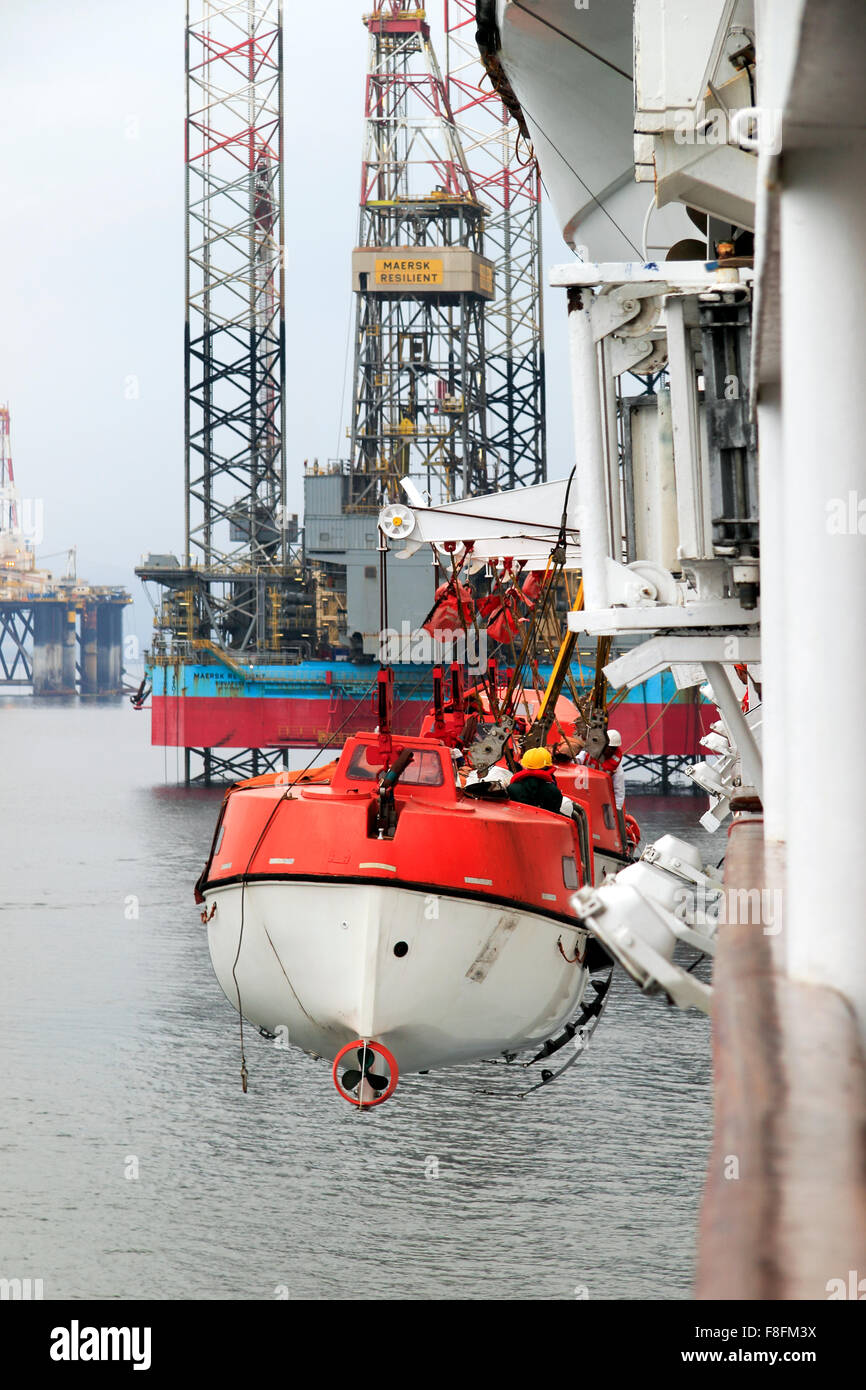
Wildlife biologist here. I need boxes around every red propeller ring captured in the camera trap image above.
[332,1040,399,1108]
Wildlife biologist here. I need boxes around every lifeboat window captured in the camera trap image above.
[346,746,444,786]
[602,803,615,830]
[562,856,578,889]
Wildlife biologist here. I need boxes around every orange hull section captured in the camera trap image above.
[199,734,630,910]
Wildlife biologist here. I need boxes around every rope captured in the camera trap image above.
[446,548,491,710]
[226,667,384,1091]
[516,93,643,258]
[557,937,583,965]
[511,2,632,82]
[334,303,354,460]
[500,553,562,718]
[486,564,534,727]
[621,688,680,756]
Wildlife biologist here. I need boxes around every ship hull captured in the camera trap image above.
[150,659,708,755]
[205,878,589,1075]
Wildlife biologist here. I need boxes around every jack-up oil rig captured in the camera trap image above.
[137,1,706,784]
[137,0,550,783]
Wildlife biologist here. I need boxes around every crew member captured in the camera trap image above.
[578,730,626,842]
[577,729,625,804]
[507,746,574,817]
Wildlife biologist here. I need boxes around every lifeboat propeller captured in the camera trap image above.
[332,1040,399,1108]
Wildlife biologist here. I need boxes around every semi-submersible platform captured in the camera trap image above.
[0,405,129,697]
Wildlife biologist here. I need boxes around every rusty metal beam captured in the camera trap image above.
[697,815,866,1298]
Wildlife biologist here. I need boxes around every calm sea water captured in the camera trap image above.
[0,699,716,1301]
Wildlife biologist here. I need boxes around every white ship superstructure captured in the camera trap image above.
[458,0,866,1297]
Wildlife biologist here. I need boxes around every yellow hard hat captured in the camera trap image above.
[521,746,552,769]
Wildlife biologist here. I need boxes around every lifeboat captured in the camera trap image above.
[195,657,638,1105]
[197,729,595,1079]
[555,760,635,881]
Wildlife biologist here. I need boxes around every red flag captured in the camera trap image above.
[518,570,545,608]
[422,581,474,635]
[487,607,520,645]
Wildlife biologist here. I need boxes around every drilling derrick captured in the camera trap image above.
[137,0,316,783]
[348,2,496,509]
[444,1,546,488]
[182,0,288,648]
[139,0,311,656]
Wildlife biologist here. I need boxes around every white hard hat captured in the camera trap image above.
[606,729,622,747]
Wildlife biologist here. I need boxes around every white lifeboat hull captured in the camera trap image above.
[205,879,590,1075]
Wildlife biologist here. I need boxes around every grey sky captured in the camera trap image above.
[0,1,574,644]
